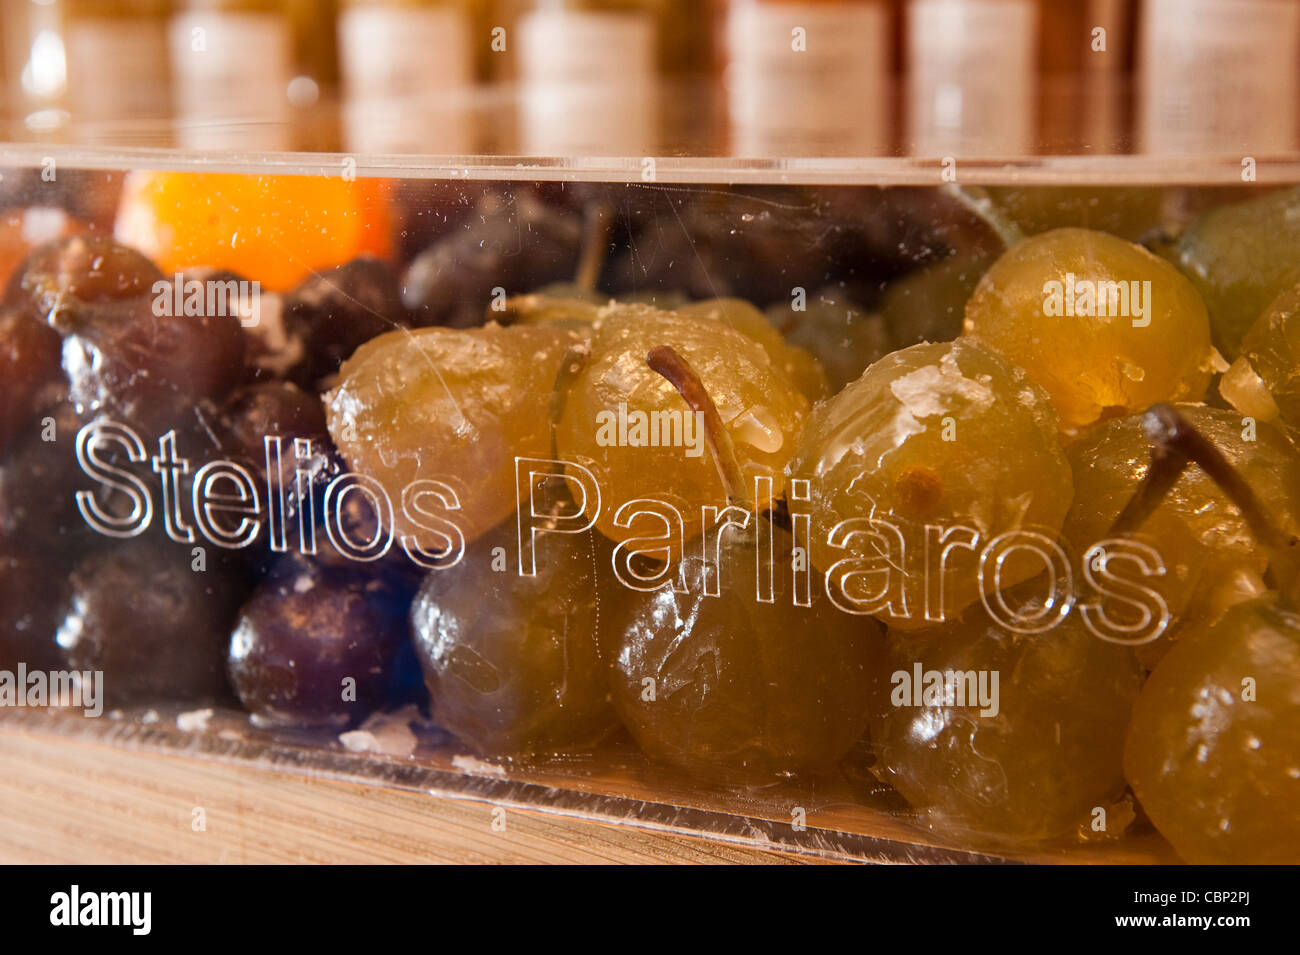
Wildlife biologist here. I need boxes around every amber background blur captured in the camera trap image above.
[0,0,1295,155]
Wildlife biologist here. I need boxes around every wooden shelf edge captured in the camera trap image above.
[0,725,820,864]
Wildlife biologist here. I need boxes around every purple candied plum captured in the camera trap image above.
[0,402,113,554]
[4,234,163,324]
[218,381,328,457]
[0,550,68,672]
[0,308,63,458]
[56,537,247,706]
[401,188,583,328]
[7,236,248,435]
[284,257,410,388]
[228,553,415,729]
[55,295,247,437]
[217,380,331,507]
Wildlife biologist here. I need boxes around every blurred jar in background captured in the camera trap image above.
[513,0,661,155]
[906,0,1039,156]
[287,0,339,96]
[286,0,341,149]
[1138,0,1300,155]
[338,0,477,153]
[722,0,892,157]
[3,0,68,129]
[168,0,294,149]
[1039,0,1133,154]
[63,1,171,127]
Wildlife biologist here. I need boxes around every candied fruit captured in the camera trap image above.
[114,171,394,292]
[965,228,1217,433]
[789,338,1073,630]
[325,322,580,548]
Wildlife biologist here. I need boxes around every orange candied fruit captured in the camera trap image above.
[113,171,394,292]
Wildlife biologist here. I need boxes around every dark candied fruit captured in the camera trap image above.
[213,381,333,559]
[402,189,583,328]
[0,307,63,457]
[56,287,247,437]
[606,189,837,307]
[410,502,616,757]
[218,381,328,458]
[228,553,415,728]
[0,402,107,554]
[5,234,162,324]
[284,257,410,387]
[0,551,68,673]
[56,537,246,706]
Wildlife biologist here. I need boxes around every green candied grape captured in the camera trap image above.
[1172,185,1300,359]
[677,297,830,402]
[1220,283,1300,439]
[1061,405,1300,668]
[410,505,618,757]
[556,304,808,552]
[504,292,830,400]
[965,228,1219,434]
[880,250,994,351]
[1124,594,1300,864]
[788,338,1074,631]
[765,284,891,394]
[324,322,581,547]
[869,585,1144,846]
[604,514,883,786]
[985,187,1170,243]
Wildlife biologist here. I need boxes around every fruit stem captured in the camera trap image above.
[646,345,752,510]
[1111,404,1300,597]
[574,201,613,294]
[550,340,590,466]
[940,184,1026,249]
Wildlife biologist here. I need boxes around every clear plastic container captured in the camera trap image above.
[2,82,1299,865]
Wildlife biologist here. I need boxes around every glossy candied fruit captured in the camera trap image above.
[56,538,246,706]
[964,227,1217,433]
[1220,282,1300,437]
[0,550,68,673]
[1124,595,1300,863]
[0,308,62,457]
[114,171,394,292]
[228,553,414,728]
[324,322,580,548]
[605,514,882,785]
[869,587,1144,845]
[1061,404,1300,665]
[410,504,616,757]
[1172,185,1300,359]
[556,303,808,551]
[789,338,1074,630]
